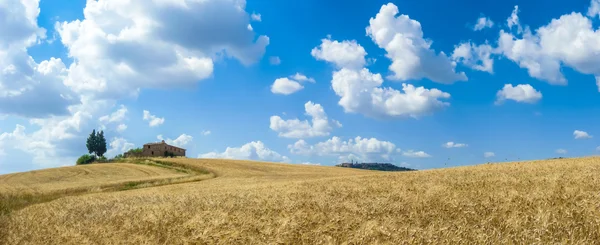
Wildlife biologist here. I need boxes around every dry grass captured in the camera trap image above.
[0,163,187,193]
[3,157,600,244]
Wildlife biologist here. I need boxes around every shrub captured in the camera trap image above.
[130,148,143,154]
[97,156,109,163]
[164,151,176,158]
[76,154,96,165]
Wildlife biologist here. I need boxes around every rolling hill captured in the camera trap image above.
[2,157,600,244]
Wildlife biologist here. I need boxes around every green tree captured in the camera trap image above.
[86,130,98,157]
[97,130,107,157]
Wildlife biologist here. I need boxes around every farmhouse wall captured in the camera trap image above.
[141,140,186,157]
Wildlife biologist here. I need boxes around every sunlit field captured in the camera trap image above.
[2,157,600,244]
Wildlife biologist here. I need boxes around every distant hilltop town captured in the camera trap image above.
[335,162,416,172]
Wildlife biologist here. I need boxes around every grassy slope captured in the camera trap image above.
[0,163,187,193]
[3,157,600,244]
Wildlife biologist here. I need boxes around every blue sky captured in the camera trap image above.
[1,0,600,174]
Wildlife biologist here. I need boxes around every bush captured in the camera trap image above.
[97,156,109,163]
[130,148,143,154]
[76,154,96,165]
[164,151,176,158]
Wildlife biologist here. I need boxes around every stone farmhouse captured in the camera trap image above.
[142,140,186,157]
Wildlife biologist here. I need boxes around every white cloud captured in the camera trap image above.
[271,73,317,95]
[443,142,468,148]
[271,78,304,95]
[99,105,128,131]
[596,146,600,151]
[589,0,600,18]
[270,101,340,138]
[507,5,522,33]
[251,12,261,22]
[574,130,593,139]
[269,56,281,65]
[106,137,134,158]
[484,152,495,158]
[452,42,495,73]
[116,124,127,132]
[157,134,193,148]
[498,4,600,89]
[56,0,269,99]
[201,130,211,136]
[474,16,494,31]
[200,141,289,162]
[0,1,78,118]
[312,35,452,119]
[402,150,432,158]
[331,68,451,119]
[556,148,568,154]
[288,136,397,162]
[496,84,542,104]
[366,3,467,83]
[99,105,127,124]
[290,73,316,83]
[0,97,111,170]
[143,110,165,127]
[311,38,367,70]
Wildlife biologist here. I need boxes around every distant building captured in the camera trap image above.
[142,140,186,157]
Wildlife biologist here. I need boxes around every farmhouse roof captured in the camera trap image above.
[143,140,186,150]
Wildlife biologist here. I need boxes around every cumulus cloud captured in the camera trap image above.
[56,0,269,99]
[201,130,211,136]
[556,148,568,154]
[157,134,193,148]
[402,150,432,158]
[143,110,165,127]
[270,73,316,95]
[366,3,467,83]
[0,97,111,171]
[99,105,127,124]
[311,38,367,70]
[99,105,127,131]
[443,142,468,148]
[270,101,340,138]
[291,73,316,83]
[106,137,134,158]
[495,84,542,104]
[271,78,303,95]
[574,130,593,139]
[251,12,261,21]
[116,124,127,132]
[589,0,600,18]
[288,136,397,162]
[507,6,522,33]
[0,1,78,118]
[474,16,494,31]
[497,3,600,90]
[199,141,289,162]
[452,42,495,73]
[269,56,281,65]
[331,68,451,118]
[484,152,495,158]
[313,19,453,120]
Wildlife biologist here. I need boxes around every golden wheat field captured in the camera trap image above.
[2,157,600,244]
[0,163,188,193]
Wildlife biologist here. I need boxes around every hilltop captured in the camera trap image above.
[335,162,416,171]
[2,157,600,244]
